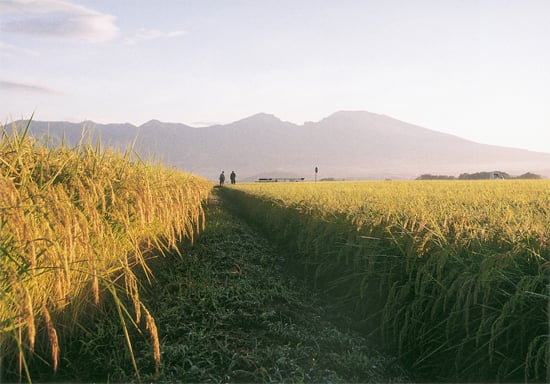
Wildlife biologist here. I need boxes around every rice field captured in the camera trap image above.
[221,180,549,382]
[0,121,212,381]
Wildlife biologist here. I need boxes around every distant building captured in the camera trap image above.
[257,177,305,182]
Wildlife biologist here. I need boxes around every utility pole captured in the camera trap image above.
[315,166,318,182]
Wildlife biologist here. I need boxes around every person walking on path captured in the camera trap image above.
[230,171,236,184]
[219,171,225,187]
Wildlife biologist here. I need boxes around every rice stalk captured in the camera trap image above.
[222,179,549,381]
[0,119,212,381]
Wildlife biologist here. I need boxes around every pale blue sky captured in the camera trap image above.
[1,0,549,153]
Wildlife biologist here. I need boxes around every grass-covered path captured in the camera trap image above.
[133,190,409,382]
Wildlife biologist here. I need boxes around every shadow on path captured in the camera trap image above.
[139,189,409,382]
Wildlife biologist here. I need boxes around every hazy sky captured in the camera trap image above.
[1,0,549,153]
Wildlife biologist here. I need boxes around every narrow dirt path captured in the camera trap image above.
[138,190,409,382]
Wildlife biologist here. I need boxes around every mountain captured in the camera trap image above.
[11,111,550,181]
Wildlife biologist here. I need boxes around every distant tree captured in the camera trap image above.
[421,171,542,180]
[515,172,542,179]
[416,174,456,180]
[458,171,510,180]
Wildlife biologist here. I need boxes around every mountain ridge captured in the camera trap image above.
[10,111,550,181]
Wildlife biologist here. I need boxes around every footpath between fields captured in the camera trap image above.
[136,190,410,382]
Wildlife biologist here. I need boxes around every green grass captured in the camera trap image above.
[62,190,408,382]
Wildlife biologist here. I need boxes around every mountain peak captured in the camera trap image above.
[140,119,163,127]
[323,110,383,122]
[18,112,550,180]
[235,112,282,124]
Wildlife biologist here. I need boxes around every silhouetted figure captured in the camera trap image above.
[230,171,236,184]
[219,171,225,186]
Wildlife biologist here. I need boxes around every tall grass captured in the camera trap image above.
[221,181,549,382]
[0,120,212,381]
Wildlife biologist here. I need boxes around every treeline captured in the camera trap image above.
[417,171,543,180]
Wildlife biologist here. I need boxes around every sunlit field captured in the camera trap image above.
[222,180,549,381]
[0,122,211,381]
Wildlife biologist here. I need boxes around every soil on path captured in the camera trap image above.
[138,190,409,382]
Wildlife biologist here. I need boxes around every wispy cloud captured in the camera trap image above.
[125,28,187,45]
[1,80,59,94]
[0,41,39,57]
[0,0,118,42]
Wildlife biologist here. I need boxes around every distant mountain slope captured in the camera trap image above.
[12,111,550,180]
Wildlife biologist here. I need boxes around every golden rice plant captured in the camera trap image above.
[222,180,549,382]
[0,119,212,382]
